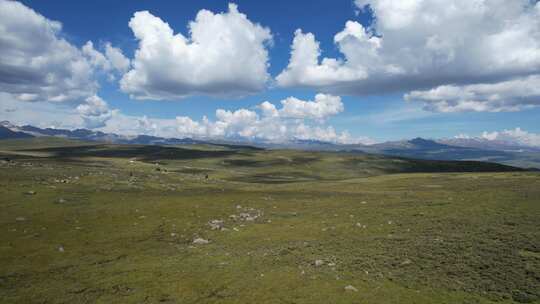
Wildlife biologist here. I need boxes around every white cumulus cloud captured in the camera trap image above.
[0,90,372,144]
[0,0,126,130]
[0,92,115,130]
[405,75,540,112]
[277,0,540,112]
[451,128,540,148]
[76,95,115,129]
[0,0,97,103]
[105,43,130,74]
[82,41,111,72]
[169,94,369,144]
[120,3,272,100]
[481,128,540,147]
[279,93,344,120]
[82,41,130,79]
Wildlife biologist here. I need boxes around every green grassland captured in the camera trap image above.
[0,138,539,303]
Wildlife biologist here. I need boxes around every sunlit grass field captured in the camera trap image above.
[1,138,539,303]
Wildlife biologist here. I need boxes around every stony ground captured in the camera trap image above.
[0,139,539,303]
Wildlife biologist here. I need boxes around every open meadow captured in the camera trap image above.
[0,138,539,303]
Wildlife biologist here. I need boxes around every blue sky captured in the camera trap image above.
[1,0,540,143]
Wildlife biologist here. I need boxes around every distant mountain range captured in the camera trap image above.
[0,121,200,145]
[1,121,539,169]
[438,137,540,152]
[0,122,33,140]
[357,138,540,168]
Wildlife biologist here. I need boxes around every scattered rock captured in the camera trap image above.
[15,217,26,222]
[193,238,210,245]
[58,245,65,253]
[401,259,413,266]
[314,259,324,267]
[208,220,224,230]
[24,190,36,195]
[236,210,261,222]
[57,198,67,204]
[344,285,358,292]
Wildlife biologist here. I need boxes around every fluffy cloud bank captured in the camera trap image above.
[405,75,540,112]
[82,41,130,77]
[76,95,115,129]
[0,0,96,103]
[262,94,344,120]
[169,93,369,144]
[120,4,272,100]
[1,91,369,144]
[277,0,540,112]
[480,128,540,148]
[456,128,540,148]
[0,0,126,128]
[0,92,115,131]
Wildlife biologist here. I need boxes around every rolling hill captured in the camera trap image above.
[0,136,538,303]
[1,121,539,169]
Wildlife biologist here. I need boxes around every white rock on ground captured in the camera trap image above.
[208,220,224,230]
[193,238,210,245]
[401,258,413,266]
[344,285,358,292]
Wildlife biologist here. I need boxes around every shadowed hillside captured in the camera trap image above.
[0,138,525,184]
